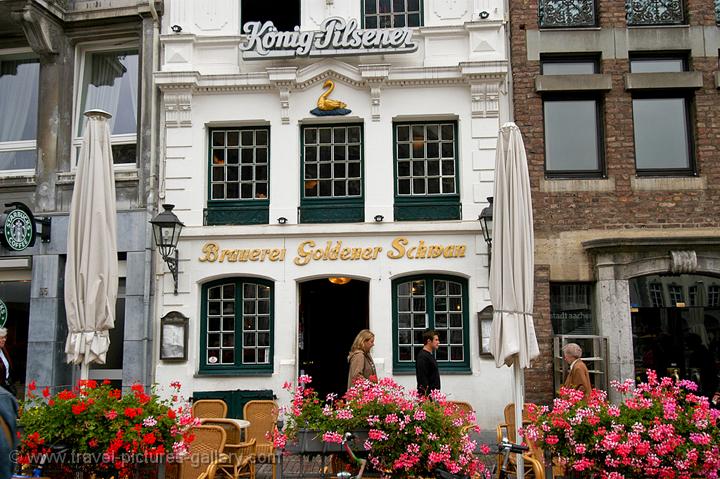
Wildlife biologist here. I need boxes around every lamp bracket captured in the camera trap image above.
[162,249,179,295]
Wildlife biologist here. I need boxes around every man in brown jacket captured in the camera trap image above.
[562,342,592,399]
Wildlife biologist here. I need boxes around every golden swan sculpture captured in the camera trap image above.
[317,79,347,111]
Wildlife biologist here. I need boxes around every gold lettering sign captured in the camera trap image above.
[198,237,466,265]
[198,242,287,263]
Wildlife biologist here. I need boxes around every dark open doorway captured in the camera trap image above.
[299,278,369,399]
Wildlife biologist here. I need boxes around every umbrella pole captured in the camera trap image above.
[80,362,89,381]
[514,359,525,477]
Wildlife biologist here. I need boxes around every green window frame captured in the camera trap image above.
[362,0,423,28]
[300,124,364,223]
[200,278,274,375]
[394,121,460,221]
[392,274,470,373]
[206,127,270,225]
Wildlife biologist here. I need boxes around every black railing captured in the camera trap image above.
[626,0,685,25]
[539,0,597,28]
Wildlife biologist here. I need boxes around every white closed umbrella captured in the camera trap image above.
[489,122,539,476]
[64,110,119,379]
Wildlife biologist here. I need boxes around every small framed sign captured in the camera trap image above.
[160,311,188,361]
[478,306,494,357]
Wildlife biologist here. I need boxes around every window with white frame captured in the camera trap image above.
[74,47,139,166]
[363,0,422,28]
[0,54,39,172]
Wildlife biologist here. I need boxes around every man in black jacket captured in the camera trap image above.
[416,330,441,396]
[0,386,17,479]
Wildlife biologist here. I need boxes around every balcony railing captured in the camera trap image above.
[539,0,597,28]
[626,0,685,25]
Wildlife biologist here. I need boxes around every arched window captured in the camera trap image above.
[391,274,470,372]
[200,278,273,374]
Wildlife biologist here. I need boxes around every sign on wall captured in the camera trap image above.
[0,203,37,252]
[240,17,417,60]
[0,299,6,328]
[198,236,467,265]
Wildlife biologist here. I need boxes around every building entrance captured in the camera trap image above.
[630,274,720,398]
[299,278,369,399]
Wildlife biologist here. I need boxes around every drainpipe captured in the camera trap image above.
[503,0,514,123]
[145,0,160,388]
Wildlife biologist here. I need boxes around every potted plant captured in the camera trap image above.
[17,379,197,478]
[525,370,720,479]
[275,375,489,477]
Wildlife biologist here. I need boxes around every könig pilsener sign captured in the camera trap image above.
[240,17,417,60]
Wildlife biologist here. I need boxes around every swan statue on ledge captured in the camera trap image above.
[310,79,352,116]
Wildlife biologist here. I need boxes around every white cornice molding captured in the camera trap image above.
[156,61,507,93]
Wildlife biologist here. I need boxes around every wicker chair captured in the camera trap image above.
[495,403,548,479]
[243,400,279,479]
[205,437,257,479]
[178,425,227,479]
[192,399,228,419]
[449,400,474,416]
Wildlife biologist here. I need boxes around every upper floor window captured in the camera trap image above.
[75,47,139,166]
[541,59,604,178]
[538,0,597,28]
[206,127,270,225]
[363,0,422,28]
[630,56,694,176]
[300,124,364,223]
[0,55,39,172]
[626,0,685,26]
[241,0,300,31]
[394,121,460,221]
[200,278,274,374]
[392,275,470,373]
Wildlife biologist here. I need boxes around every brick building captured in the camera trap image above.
[510,0,720,403]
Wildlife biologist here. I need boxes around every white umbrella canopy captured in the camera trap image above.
[64,110,119,375]
[488,122,539,474]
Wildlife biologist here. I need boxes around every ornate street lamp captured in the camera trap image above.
[479,196,493,258]
[150,204,184,295]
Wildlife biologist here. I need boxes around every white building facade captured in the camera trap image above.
[155,0,512,429]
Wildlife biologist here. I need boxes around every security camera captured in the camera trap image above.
[171,24,182,33]
[479,11,490,19]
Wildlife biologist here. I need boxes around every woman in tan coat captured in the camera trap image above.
[347,329,377,389]
[562,342,593,399]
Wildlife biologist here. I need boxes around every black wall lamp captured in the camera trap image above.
[150,204,184,295]
[479,10,490,19]
[479,196,493,257]
[277,216,288,225]
[374,214,384,222]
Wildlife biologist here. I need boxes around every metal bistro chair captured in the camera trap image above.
[243,400,279,479]
[178,425,227,479]
[193,399,229,419]
[201,418,257,479]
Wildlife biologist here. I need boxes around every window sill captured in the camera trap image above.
[196,369,273,377]
[57,169,139,185]
[624,72,703,91]
[0,173,36,188]
[631,175,706,191]
[392,367,472,375]
[536,74,612,93]
[540,176,615,193]
[205,204,269,225]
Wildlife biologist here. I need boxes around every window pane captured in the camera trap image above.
[544,100,600,172]
[0,58,39,142]
[633,98,689,170]
[209,128,270,202]
[303,125,362,199]
[79,50,139,136]
[630,59,685,73]
[542,61,596,75]
[0,151,36,170]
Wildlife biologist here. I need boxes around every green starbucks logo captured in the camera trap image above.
[4,209,34,251]
[0,300,6,328]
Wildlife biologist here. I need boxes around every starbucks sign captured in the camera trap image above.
[0,299,6,328]
[1,203,37,251]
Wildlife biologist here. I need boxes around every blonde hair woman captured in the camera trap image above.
[347,329,377,389]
